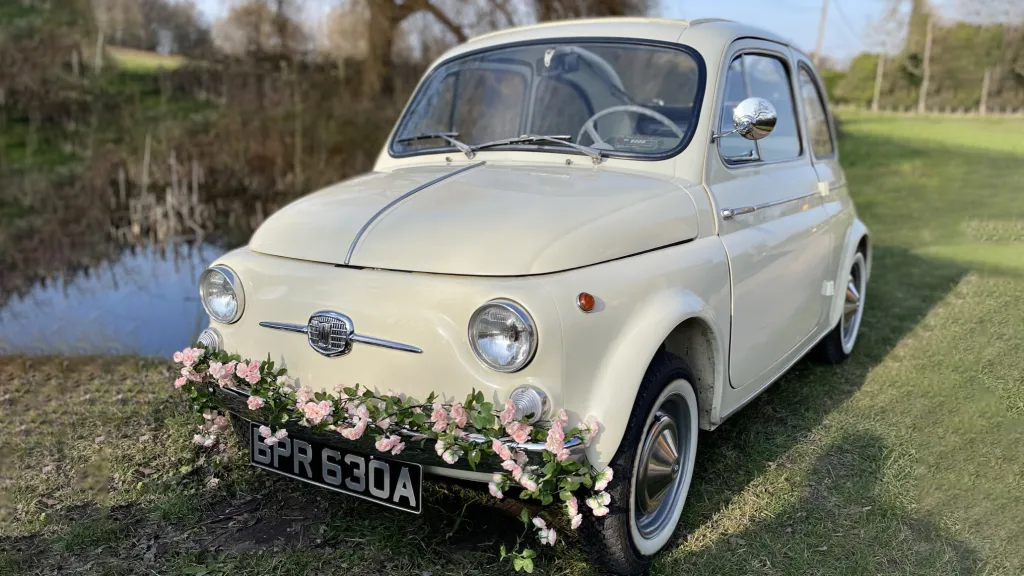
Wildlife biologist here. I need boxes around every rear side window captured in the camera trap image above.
[718,53,802,164]
[797,66,835,157]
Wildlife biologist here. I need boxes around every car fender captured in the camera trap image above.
[583,288,726,467]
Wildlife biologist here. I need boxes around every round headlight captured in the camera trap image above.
[468,299,537,373]
[199,265,244,324]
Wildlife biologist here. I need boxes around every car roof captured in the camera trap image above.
[439,17,795,61]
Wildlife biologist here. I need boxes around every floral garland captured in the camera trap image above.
[173,345,612,571]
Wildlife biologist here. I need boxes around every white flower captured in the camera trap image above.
[586,491,612,517]
[594,467,614,491]
[488,482,503,499]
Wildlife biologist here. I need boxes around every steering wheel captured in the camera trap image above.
[577,105,685,148]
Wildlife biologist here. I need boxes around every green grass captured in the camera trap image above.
[1,115,1023,575]
[107,46,185,72]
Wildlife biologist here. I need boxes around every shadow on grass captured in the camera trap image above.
[679,244,970,539]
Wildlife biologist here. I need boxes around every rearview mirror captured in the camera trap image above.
[732,97,777,141]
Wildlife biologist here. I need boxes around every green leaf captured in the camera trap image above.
[476,390,485,405]
[479,401,493,415]
[559,490,572,501]
[512,558,525,572]
[343,387,358,397]
[540,493,553,506]
[522,548,537,559]
[582,475,593,488]
[468,449,480,471]
[500,544,507,559]
[521,558,534,573]
[519,508,530,525]
[542,461,556,476]
[413,412,426,426]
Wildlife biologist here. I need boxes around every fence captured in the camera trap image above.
[834,103,1024,117]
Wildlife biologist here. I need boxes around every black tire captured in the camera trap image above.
[579,352,698,576]
[816,251,867,365]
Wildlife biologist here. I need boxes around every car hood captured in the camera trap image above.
[249,163,700,276]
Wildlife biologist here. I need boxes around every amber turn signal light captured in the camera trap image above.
[577,292,595,312]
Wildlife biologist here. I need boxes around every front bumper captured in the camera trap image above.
[217,386,583,483]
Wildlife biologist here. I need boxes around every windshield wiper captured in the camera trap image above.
[395,131,475,159]
[471,134,602,164]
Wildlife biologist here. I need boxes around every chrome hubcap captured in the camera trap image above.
[841,261,864,348]
[636,413,680,515]
[634,394,691,539]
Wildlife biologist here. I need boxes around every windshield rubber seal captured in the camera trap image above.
[387,37,708,163]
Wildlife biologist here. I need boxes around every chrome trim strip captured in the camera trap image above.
[721,191,818,220]
[350,333,423,354]
[259,321,308,334]
[259,320,423,354]
[343,160,487,265]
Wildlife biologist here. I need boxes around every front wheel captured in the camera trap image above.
[580,352,699,575]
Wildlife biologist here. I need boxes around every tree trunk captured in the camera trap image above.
[917,15,933,114]
[871,53,885,112]
[979,68,991,116]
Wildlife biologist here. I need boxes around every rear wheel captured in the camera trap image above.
[817,251,867,364]
[580,352,699,575]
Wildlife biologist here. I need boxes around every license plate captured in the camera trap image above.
[248,422,422,513]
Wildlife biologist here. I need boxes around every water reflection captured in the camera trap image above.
[0,243,222,357]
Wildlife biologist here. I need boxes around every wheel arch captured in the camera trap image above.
[583,289,727,467]
[828,218,871,328]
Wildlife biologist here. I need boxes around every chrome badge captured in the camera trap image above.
[307,311,353,357]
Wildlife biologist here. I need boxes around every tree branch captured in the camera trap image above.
[405,0,468,42]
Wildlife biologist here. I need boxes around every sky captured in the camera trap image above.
[195,0,892,62]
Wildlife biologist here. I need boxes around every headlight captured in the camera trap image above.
[199,265,244,324]
[468,299,537,372]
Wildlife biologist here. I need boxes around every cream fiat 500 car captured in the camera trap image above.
[196,17,869,575]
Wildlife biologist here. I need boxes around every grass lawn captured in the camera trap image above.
[106,46,185,72]
[1,114,1022,575]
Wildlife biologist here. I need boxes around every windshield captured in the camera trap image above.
[390,41,704,159]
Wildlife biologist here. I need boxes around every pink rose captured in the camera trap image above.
[556,408,568,423]
[173,350,184,363]
[376,418,392,432]
[556,448,572,462]
[545,420,565,454]
[247,396,265,410]
[390,440,405,455]
[449,403,468,428]
[501,459,522,480]
[174,376,187,389]
[491,438,512,461]
[434,439,447,456]
[519,474,538,492]
[430,402,449,433]
[339,405,368,440]
[181,348,195,367]
[566,496,579,518]
[514,450,528,466]
[375,435,399,452]
[586,491,611,517]
[259,425,272,439]
[499,399,516,425]
[506,422,533,444]
[295,386,314,405]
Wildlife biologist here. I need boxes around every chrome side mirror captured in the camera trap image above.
[732,97,777,141]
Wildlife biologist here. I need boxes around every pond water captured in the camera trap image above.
[0,243,224,358]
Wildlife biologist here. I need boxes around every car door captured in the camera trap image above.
[706,41,833,391]
[793,55,853,302]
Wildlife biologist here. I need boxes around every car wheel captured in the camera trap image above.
[579,352,699,576]
[817,251,867,364]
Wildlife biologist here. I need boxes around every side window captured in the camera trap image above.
[718,53,802,165]
[718,57,757,161]
[743,55,801,162]
[797,67,835,157]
